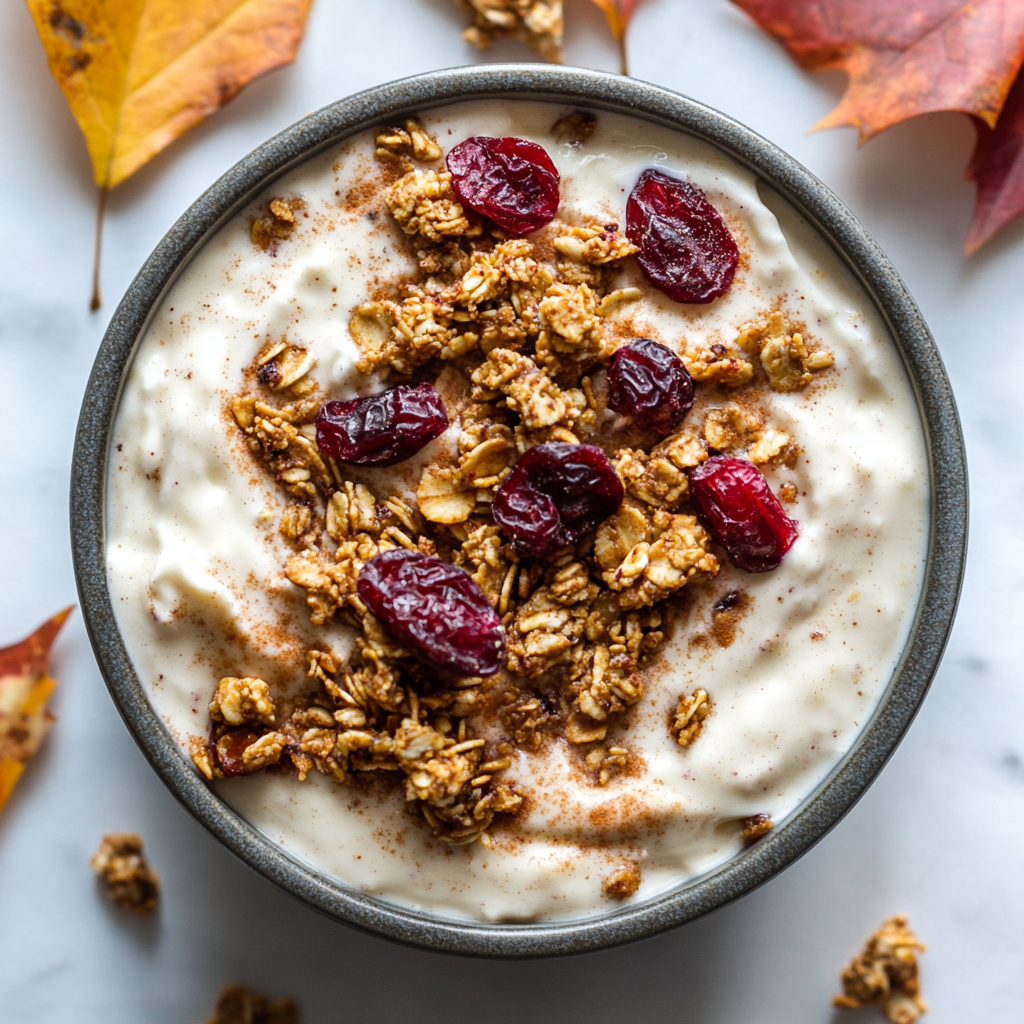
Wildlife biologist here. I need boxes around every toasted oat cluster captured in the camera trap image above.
[833,916,927,1024]
[672,688,712,747]
[456,0,563,62]
[207,984,298,1024]
[90,833,160,915]
[251,197,306,255]
[193,115,835,861]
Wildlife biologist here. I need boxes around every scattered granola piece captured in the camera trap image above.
[602,861,641,898]
[736,311,833,392]
[206,984,299,1024]
[586,745,630,785]
[0,609,71,816]
[251,197,305,253]
[374,118,443,165]
[599,286,642,317]
[747,426,792,465]
[740,812,774,845]
[457,0,563,62]
[91,834,160,915]
[672,688,711,747]
[681,339,754,386]
[833,916,927,1024]
[553,224,638,265]
[209,677,276,727]
[551,110,597,146]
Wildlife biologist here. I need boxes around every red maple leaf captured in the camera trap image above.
[734,0,1024,252]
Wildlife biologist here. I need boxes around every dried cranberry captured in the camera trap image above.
[357,550,505,677]
[690,456,798,573]
[606,338,694,434]
[215,730,259,777]
[446,136,560,235]
[493,443,624,558]
[626,168,739,304]
[315,384,448,467]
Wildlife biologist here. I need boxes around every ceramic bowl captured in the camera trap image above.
[71,64,968,957]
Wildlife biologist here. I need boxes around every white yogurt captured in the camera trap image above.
[106,100,929,922]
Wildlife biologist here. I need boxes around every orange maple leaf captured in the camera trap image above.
[589,0,640,75]
[732,0,1024,140]
[25,0,313,308]
[0,608,73,815]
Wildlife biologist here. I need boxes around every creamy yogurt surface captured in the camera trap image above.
[106,100,929,922]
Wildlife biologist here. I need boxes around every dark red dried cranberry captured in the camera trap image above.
[606,338,694,434]
[215,730,259,777]
[315,384,448,467]
[492,443,624,558]
[357,550,505,677]
[446,136,560,235]
[626,168,739,304]
[690,456,798,573]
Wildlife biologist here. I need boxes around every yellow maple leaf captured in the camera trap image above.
[25,0,313,305]
[0,608,73,815]
[589,0,639,75]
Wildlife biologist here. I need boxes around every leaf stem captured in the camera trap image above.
[618,30,629,77]
[90,186,108,312]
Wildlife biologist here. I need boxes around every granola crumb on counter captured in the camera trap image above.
[90,833,160,915]
[672,688,712,747]
[207,984,299,1024]
[456,0,563,62]
[833,916,927,1024]
[602,862,642,899]
[740,812,774,845]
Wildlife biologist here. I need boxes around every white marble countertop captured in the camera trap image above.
[1,1,1021,1020]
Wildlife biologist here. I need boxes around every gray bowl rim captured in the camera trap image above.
[71,63,968,958]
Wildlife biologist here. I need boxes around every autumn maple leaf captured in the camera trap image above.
[0,608,73,816]
[589,0,640,75]
[734,0,1024,252]
[25,0,313,307]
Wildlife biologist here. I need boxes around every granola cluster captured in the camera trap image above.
[90,833,160,915]
[250,197,306,255]
[456,0,563,62]
[207,985,298,1024]
[192,115,834,863]
[834,916,928,1024]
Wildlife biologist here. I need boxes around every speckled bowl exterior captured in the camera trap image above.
[71,65,968,958]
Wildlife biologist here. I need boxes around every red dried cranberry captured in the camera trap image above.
[690,456,798,573]
[315,384,448,467]
[357,550,505,677]
[446,136,560,235]
[626,168,739,304]
[493,443,624,558]
[215,729,259,777]
[607,338,694,434]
